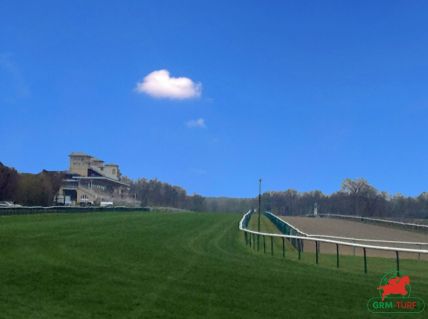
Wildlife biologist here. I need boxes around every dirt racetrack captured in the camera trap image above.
[280,216,428,260]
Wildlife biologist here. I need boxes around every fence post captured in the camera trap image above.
[245,232,248,245]
[257,235,260,252]
[271,236,274,256]
[253,234,256,250]
[263,235,266,253]
[396,251,400,276]
[336,244,339,268]
[249,232,252,247]
[363,248,367,274]
[282,237,285,258]
[315,241,319,265]
[418,244,421,261]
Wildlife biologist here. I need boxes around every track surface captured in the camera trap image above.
[281,216,428,260]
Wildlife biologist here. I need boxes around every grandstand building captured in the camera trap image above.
[55,152,135,206]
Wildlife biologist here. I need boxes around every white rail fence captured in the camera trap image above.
[0,206,150,215]
[280,212,428,256]
[239,210,428,274]
[320,213,428,231]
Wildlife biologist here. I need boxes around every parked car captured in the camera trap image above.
[0,201,14,207]
[79,200,94,207]
[0,201,21,208]
[100,201,114,208]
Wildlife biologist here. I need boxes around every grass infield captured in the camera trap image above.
[0,211,427,318]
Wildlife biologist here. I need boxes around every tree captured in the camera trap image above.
[0,162,19,201]
[341,178,379,216]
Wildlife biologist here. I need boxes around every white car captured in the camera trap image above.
[0,201,21,208]
[100,201,114,208]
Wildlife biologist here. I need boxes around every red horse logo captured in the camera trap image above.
[377,275,410,301]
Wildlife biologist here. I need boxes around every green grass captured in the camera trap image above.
[0,211,427,318]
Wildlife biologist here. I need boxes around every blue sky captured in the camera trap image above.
[1,1,428,197]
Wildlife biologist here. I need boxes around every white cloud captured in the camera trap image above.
[186,118,206,128]
[135,69,201,100]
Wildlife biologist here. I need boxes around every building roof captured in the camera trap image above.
[105,163,119,167]
[69,152,92,157]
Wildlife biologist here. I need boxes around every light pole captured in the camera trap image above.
[258,178,262,232]
[257,178,262,251]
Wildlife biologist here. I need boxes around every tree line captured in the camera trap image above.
[210,178,428,219]
[128,178,205,211]
[130,177,428,218]
[0,163,64,206]
[1,162,428,218]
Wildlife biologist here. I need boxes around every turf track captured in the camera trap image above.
[0,211,427,318]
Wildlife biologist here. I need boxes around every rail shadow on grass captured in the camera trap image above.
[0,211,426,318]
